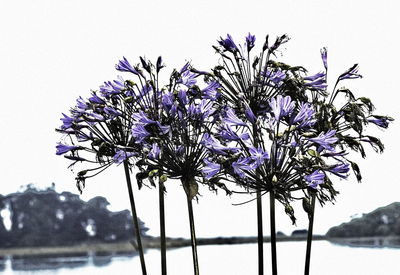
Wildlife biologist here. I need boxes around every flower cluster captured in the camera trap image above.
[202,33,393,222]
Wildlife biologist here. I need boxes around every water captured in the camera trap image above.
[1,241,399,274]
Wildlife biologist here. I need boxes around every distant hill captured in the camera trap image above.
[0,185,148,248]
[326,202,400,238]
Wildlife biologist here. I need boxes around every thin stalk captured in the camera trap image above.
[304,193,316,275]
[159,179,167,275]
[270,190,277,275]
[256,187,264,275]
[186,194,200,275]
[123,161,147,275]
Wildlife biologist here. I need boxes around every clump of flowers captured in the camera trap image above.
[203,33,393,275]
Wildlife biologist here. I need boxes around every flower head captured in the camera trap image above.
[246,33,256,52]
[269,95,295,121]
[202,159,221,179]
[56,143,79,155]
[115,56,140,75]
[304,170,325,189]
[309,130,338,151]
[218,34,238,53]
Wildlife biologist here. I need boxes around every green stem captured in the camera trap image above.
[187,194,199,275]
[270,190,277,275]
[123,161,147,275]
[304,193,316,275]
[159,179,167,275]
[257,187,264,275]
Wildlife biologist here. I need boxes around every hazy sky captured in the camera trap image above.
[0,0,399,239]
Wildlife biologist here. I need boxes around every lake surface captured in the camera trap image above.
[1,241,399,274]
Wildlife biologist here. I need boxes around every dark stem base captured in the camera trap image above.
[123,161,147,275]
[304,193,316,275]
[270,190,277,275]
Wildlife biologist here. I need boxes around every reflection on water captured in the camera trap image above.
[2,242,400,274]
[3,252,136,273]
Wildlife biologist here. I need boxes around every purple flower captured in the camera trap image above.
[202,133,239,155]
[232,157,254,178]
[304,72,327,90]
[60,113,74,130]
[304,170,325,189]
[202,159,221,179]
[104,106,121,119]
[292,103,315,127]
[178,90,188,105]
[263,69,286,85]
[249,147,269,167]
[338,64,362,80]
[269,95,295,121]
[246,33,256,52]
[156,122,170,135]
[131,124,150,143]
[219,124,250,141]
[113,150,136,164]
[89,93,105,105]
[224,108,247,126]
[148,143,160,160]
[198,99,216,119]
[329,163,350,179]
[218,34,238,53]
[100,79,124,97]
[177,63,197,87]
[202,81,221,100]
[85,111,105,122]
[321,47,327,70]
[132,111,155,125]
[56,143,79,155]
[368,116,391,129]
[115,57,140,75]
[309,130,338,151]
[245,105,257,123]
[75,97,88,112]
[162,92,174,110]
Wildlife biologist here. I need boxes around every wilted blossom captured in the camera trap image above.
[368,116,392,128]
[328,163,350,179]
[309,130,338,151]
[321,47,328,70]
[338,64,362,80]
[304,170,325,189]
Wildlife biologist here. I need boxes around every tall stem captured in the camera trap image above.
[270,190,277,275]
[256,187,264,275]
[304,193,316,275]
[187,194,200,275]
[159,179,167,275]
[123,161,147,275]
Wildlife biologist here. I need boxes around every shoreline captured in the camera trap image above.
[2,235,400,258]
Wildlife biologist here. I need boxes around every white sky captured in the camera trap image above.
[0,0,399,239]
